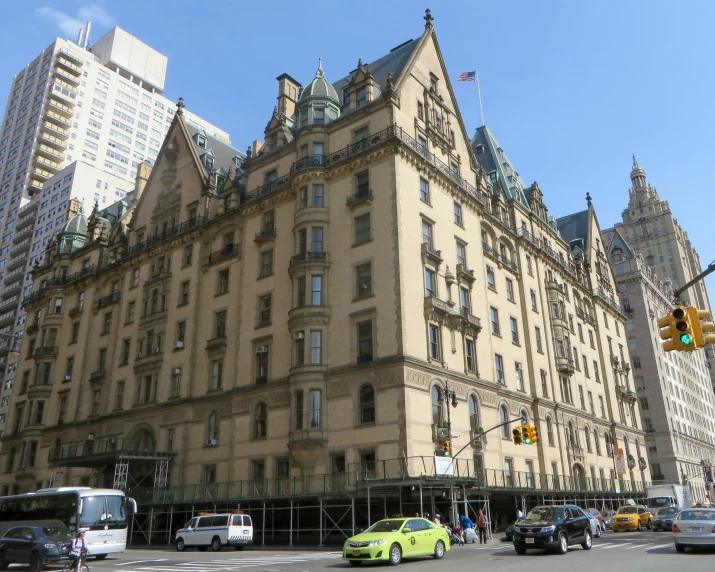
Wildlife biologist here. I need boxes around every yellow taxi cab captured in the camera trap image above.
[611,504,651,531]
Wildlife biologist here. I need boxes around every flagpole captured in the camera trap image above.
[476,69,485,127]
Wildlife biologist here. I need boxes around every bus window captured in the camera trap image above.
[103,496,127,525]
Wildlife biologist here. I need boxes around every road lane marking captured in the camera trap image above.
[648,543,673,550]
[603,542,631,549]
[593,543,613,548]
[627,543,652,549]
[117,561,169,566]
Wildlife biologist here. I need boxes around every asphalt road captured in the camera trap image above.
[9,530,715,572]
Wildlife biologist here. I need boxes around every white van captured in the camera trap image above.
[175,512,253,551]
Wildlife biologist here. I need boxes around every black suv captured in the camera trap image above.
[0,523,73,571]
[512,504,592,555]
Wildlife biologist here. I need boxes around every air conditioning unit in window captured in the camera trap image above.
[206,439,218,447]
[256,345,268,354]
[293,332,304,340]
[154,347,161,354]
[172,368,181,375]
[174,341,184,350]
[63,375,71,381]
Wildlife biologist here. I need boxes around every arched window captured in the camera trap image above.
[254,402,267,438]
[469,395,480,432]
[635,440,642,461]
[546,416,554,446]
[133,429,155,451]
[594,430,601,455]
[584,427,592,453]
[568,422,576,447]
[207,412,220,442]
[500,405,509,438]
[359,385,375,425]
[520,408,529,425]
[432,385,443,425]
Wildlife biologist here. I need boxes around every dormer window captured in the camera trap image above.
[429,74,438,92]
[197,135,207,149]
[202,154,214,169]
[269,134,278,152]
[313,108,325,124]
[356,89,367,108]
[232,156,242,167]
[342,88,350,108]
[476,145,485,155]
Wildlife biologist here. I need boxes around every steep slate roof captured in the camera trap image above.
[101,193,135,224]
[471,125,530,210]
[556,210,589,254]
[185,123,245,174]
[332,39,419,107]
[602,227,635,258]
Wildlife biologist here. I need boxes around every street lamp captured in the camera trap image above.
[604,431,620,490]
[436,382,459,448]
[0,332,22,360]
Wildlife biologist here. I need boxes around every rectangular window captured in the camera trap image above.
[356,263,372,297]
[588,330,595,348]
[526,255,533,275]
[217,268,230,294]
[259,249,273,277]
[126,301,135,323]
[425,268,436,297]
[465,339,476,372]
[58,395,68,425]
[540,369,549,397]
[115,381,125,410]
[460,287,470,314]
[578,323,584,342]
[453,202,462,225]
[91,390,101,416]
[429,324,441,360]
[295,390,304,430]
[179,281,189,305]
[357,321,373,363]
[256,348,269,383]
[310,275,323,305]
[355,213,371,244]
[495,354,504,384]
[506,278,514,301]
[417,100,424,119]
[588,391,595,414]
[535,327,543,352]
[583,356,590,377]
[311,226,323,252]
[421,220,433,248]
[530,289,537,311]
[312,184,324,206]
[593,361,601,382]
[510,317,519,344]
[183,244,193,266]
[420,178,430,203]
[211,359,223,390]
[258,294,272,324]
[515,363,524,391]
[296,276,306,307]
[177,321,186,344]
[214,310,227,338]
[355,171,369,197]
[487,266,495,290]
[579,386,586,410]
[490,307,500,335]
[294,332,305,366]
[599,396,606,417]
[121,339,131,365]
[309,389,321,428]
[310,330,322,364]
[456,241,466,267]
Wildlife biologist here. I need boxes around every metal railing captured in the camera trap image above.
[96,291,121,309]
[206,244,239,266]
[125,217,203,258]
[290,252,329,266]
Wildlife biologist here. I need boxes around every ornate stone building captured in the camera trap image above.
[0,10,649,542]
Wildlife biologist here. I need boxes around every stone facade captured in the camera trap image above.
[0,12,649,499]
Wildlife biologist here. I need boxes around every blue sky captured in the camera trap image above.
[3,1,714,290]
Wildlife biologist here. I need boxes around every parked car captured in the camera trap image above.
[0,523,72,571]
[672,508,715,552]
[651,507,681,531]
[612,505,651,531]
[343,517,450,566]
[584,512,602,538]
[601,510,616,530]
[512,505,592,555]
[586,508,605,531]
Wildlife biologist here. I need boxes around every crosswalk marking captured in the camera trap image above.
[602,542,631,549]
[649,543,674,550]
[627,543,651,549]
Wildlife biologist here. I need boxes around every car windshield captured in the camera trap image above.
[36,525,70,538]
[365,519,405,533]
[655,507,680,516]
[617,507,637,514]
[524,507,554,522]
[679,510,715,521]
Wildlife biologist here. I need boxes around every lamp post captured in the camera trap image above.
[604,431,620,492]
[0,332,22,360]
[436,382,458,525]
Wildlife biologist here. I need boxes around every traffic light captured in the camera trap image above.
[512,426,523,445]
[527,425,539,444]
[521,425,531,444]
[658,306,697,352]
[691,308,715,347]
[443,439,451,457]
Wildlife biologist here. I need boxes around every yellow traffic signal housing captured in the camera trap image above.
[527,425,539,444]
[692,308,715,347]
[443,439,451,457]
[658,306,697,352]
[512,426,523,445]
[521,425,531,444]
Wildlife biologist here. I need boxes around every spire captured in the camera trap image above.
[176,97,185,115]
[629,154,648,191]
[586,192,593,207]
[632,154,639,169]
[424,8,434,29]
[316,57,324,78]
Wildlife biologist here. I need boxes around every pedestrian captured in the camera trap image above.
[415,512,420,517]
[434,513,442,525]
[516,508,524,521]
[478,509,488,544]
[69,529,89,572]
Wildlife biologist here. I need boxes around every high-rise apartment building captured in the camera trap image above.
[0,25,228,437]
[613,159,715,389]
[603,226,715,501]
[0,11,649,539]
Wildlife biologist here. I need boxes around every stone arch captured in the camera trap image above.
[468,392,481,432]
[127,423,156,452]
[480,222,497,248]
[499,401,511,439]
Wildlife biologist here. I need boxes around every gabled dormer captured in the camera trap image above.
[342,59,381,111]
[192,129,209,149]
[199,149,216,171]
[263,106,294,152]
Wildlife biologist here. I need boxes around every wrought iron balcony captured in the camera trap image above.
[289,251,329,266]
[254,225,276,243]
[291,154,325,174]
[206,244,239,266]
[32,346,58,359]
[346,189,373,208]
[124,216,203,259]
[96,291,120,309]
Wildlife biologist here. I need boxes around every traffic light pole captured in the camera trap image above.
[444,415,526,472]
[673,260,715,302]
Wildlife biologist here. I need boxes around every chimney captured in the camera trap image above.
[77,28,84,47]
[276,74,301,119]
[84,21,91,49]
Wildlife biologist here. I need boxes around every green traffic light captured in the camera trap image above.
[680,333,693,345]
[524,438,531,444]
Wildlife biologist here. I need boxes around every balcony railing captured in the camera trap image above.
[291,154,325,174]
[346,189,373,207]
[254,225,276,243]
[32,346,58,359]
[206,244,239,266]
[124,216,203,258]
[23,265,98,306]
[96,291,121,309]
[289,252,329,266]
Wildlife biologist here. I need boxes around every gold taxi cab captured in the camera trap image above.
[611,505,651,531]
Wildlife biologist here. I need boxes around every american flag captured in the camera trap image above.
[458,71,476,82]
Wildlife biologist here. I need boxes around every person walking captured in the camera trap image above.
[478,509,488,544]
[516,508,524,521]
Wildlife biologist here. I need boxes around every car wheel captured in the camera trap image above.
[595,526,601,538]
[515,545,527,555]
[234,546,244,551]
[581,529,592,550]
[0,552,7,571]
[557,532,568,555]
[29,551,45,572]
[675,544,685,553]
[433,540,445,559]
[636,521,642,531]
[388,543,402,566]
[211,536,222,552]
[349,562,363,567]
[601,523,606,532]
[198,546,208,552]
[176,538,186,552]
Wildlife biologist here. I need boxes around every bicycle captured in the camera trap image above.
[62,550,89,572]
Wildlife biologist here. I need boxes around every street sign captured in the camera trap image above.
[614,448,626,474]
[614,478,621,494]
[435,456,454,476]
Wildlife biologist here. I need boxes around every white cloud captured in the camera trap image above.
[36,3,114,40]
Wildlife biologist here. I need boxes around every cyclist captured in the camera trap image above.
[69,529,90,572]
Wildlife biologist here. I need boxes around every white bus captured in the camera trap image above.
[0,487,137,558]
